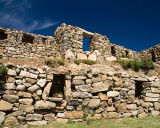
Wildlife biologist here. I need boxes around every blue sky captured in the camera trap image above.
[0,0,160,51]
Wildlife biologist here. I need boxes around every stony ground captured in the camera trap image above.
[27,116,160,128]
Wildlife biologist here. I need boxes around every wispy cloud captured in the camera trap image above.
[0,0,58,32]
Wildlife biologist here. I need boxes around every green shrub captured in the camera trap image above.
[117,58,154,72]
[141,58,155,71]
[45,58,65,68]
[0,65,8,90]
[74,59,96,65]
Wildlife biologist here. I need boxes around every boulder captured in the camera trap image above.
[17,92,32,98]
[65,49,75,60]
[26,114,43,121]
[75,85,90,92]
[3,94,19,103]
[145,97,158,102]
[19,105,34,113]
[16,85,26,91]
[91,82,109,93]
[44,114,55,121]
[4,117,19,126]
[154,102,160,111]
[107,91,120,98]
[105,56,117,61]
[151,110,160,116]
[88,53,97,61]
[126,104,137,110]
[0,100,13,111]
[19,98,33,105]
[7,69,17,76]
[25,78,37,84]
[57,113,65,118]
[72,92,92,98]
[65,111,83,119]
[27,121,47,126]
[56,118,68,123]
[77,53,87,60]
[37,79,47,88]
[107,112,119,118]
[5,83,16,90]
[27,84,40,93]
[88,99,100,108]
[72,80,85,85]
[35,100,56,109]
[0,111,6,124]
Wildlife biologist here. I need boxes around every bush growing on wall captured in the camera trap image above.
[117,58,154,72]
[0,65,7,90]
[74,59,96,65]
[45,58,65,68]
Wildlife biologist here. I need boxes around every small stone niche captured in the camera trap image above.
[111,46,116,56]
[22,33,34,43]
[0,29,7,40]
[49,74,65,98]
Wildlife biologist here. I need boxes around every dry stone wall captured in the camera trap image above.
[0,64,160,126]
[139,44,160,61]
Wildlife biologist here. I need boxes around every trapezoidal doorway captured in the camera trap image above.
[49,74,65,98]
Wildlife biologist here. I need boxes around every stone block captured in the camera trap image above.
[3,94,19,103]
[65,111,83,119]
[107,91,120,98]
[0,100,13,111]
[88,99,100,108]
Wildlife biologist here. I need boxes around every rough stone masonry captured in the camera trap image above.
[0,23,160,126]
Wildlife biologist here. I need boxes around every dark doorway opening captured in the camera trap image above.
[22,34,34,43]
[151,51,156,62]
[135,81,143,98]
[125,50,129,58]
[49,75,65,98]
[111,46,116,56]
[83,36,91,51]
[0,30,7,40]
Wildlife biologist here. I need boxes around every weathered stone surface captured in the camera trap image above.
[20,70,38,79]
[154,102,160,111]
[86,79,92,84]
[97,56,104,62]
[73,76,86,80]
[107,91,120,97]
[3,94,19,103]
[19,98,33,105]
[151,87,160,93]
[7,69,17,76]
[118,103,127,112]
[75,85,90,92]
[57,113,65,118]
[72,92,92,98]
[151,110,160,116]
[8,110,25,117]
[65,49,75,60]
[4,117,19,126]
[105,56,117,61]
[88,114,102,120]
[0,111,6,124]
[16,85,26,91]
[107,112,119,118]
[26,114,43,121]
[35,100,56,109]
[99,93,108,101]
[145,97,158,102]
[5,83,16,90]
[146,93,159,98]
[127,104,137,110]
[65,111,83,119]
[151,81,160,87]
[56,118,68,123]
[44,114,55,121]
[17,92,32,98]
[72,80,85,85]
[122,113,132,118]
[88,99,100,108]
[36,89,42,96]
[88,53,97,61]
[27,121,47,126]
[106,106,116,112]
[19,105,34,113]
[27,84,40,93]
[92,76,101,83]
[134,77,148,82]
[77,53,87,60]
[25,78,37,84]
[91,82,109,93]
[37,79,47,88]
[0,100,13,111]
[128,90,135,95]
[42,82,52,100]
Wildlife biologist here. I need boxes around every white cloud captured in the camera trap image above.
[0,0,58,32]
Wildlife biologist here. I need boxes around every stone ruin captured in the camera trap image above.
[0,23,160,126]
